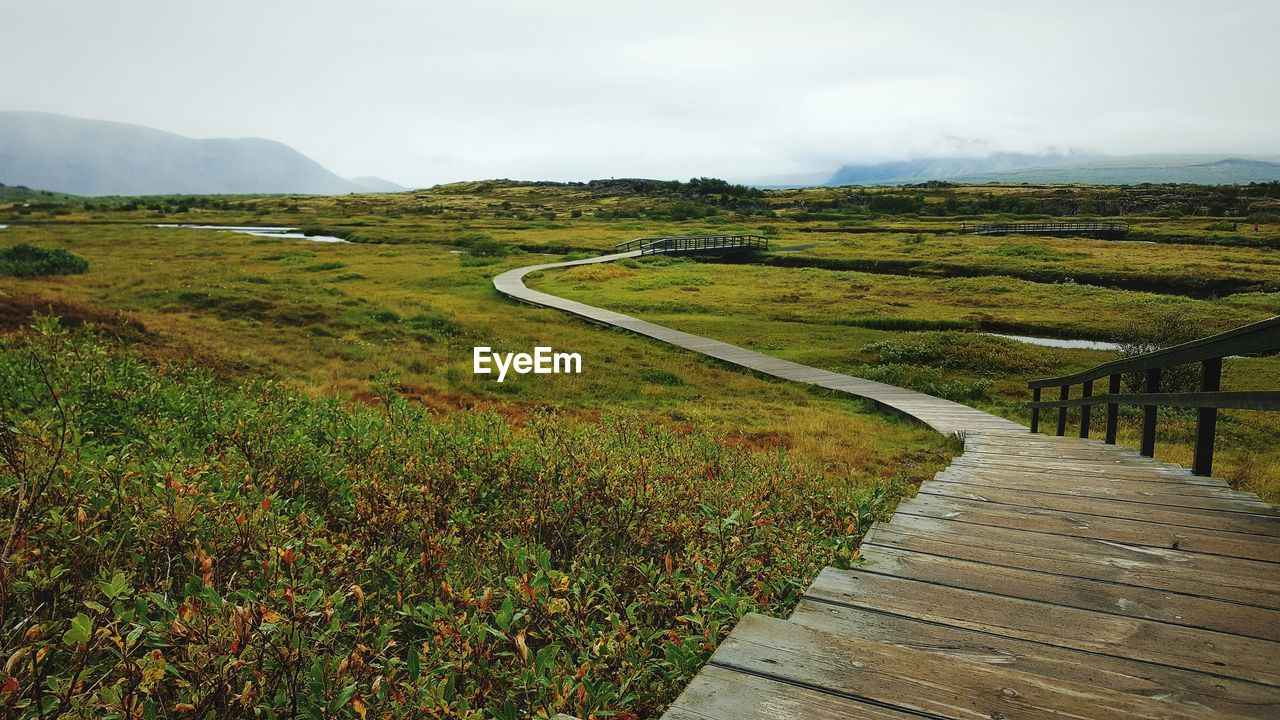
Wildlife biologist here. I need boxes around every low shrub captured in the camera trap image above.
[979,244,1077,261]
[849,362,995,403]
[860,331,1050,375]
[0,244,89,277]
[834,316,975,332]
[303,261,348,272]
[1117,309,1217,393]
[0,323,919,718]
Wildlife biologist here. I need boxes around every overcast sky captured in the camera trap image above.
[3,0,1277,186]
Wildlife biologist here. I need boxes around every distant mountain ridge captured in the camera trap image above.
[0,112,402,196]
[824,153,1280,186]
[349,175,409,192]
[827,152,1081,185]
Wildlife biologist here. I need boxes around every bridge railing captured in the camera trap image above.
[962,221,1130,236]
[1026,316,1280,476]
[614,235,768,255]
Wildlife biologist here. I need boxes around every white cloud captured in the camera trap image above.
[2,0,1276,185]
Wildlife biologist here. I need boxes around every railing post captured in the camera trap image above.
[1030,387,1041,433]
[1079,379,1093,438]
[1140,368,1160,457]
[1104,373,1120,444]
[1056,385,1069,436]
[1192,357,1222,476]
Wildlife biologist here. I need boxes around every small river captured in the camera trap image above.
[154,224,349,243]
[986,333,1122,352]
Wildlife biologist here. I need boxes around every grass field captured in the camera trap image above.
[537,256,1280,500]
[1,180,1278,718]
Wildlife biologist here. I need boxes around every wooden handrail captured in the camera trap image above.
[962,221,1130,236]
[613,234,768,255]
[1029,316,1280,388]
[1026,315,1280,476]
[1028,390,1280,411]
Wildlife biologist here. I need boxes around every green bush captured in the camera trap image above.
[0,244,89,277]
[861,331,1050,375]
[979,244,1077,261]
[834,316,975,332]
[849,363,995,403]
[455,234,509,257]
[303,261,347,272]
[1118,309,1214,393]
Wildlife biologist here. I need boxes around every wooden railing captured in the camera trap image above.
[1026,316,1280,476]
[614,234,768,255]
[962,221,1130,237]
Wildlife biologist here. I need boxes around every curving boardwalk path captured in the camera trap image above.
[496,252,1280,719]
[495,253,1023,436]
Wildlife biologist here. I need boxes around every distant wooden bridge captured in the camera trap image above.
[495,244,1280,720]
[614,234,768,256]
[962,221,1131,239]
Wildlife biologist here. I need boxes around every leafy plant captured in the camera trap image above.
[0,323,922,719]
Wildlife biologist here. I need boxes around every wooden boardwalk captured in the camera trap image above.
[495,251,1280,719]
[494,252,1022,436]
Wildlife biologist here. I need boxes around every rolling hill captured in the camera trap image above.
[0,112,383,196]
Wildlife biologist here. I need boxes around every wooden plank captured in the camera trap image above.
[789,599,1280,719]
[806,568,1280,687]
[856,544,1280,640]
[897,494,1280,563]
[919,480,1280,534]
[937,464,1270,504]
[709,613,1222,720]
[961,442,1178,463]
[663,665,918,720]
[932,470,1276,513]
[950,455,1204,482]
[866,514,1280,608]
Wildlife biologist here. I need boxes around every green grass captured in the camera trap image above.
[536,257,1280,501]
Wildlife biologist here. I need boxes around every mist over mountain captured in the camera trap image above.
[349,175,409,192]
[823,153,1280,186]
[0,112,383,196]
[954,156,1280,185]
[827,152,1080,185]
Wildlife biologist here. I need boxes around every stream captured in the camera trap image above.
[155,224,349,243]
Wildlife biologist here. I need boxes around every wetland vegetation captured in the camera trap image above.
[1,179,1277,718]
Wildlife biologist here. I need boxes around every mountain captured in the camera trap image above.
[0,111,367,196]
[827,152,1079,185]
[955,156,1280,185]
[733,170,836,189]
[826,153,1280,186]
[348,175,408,192]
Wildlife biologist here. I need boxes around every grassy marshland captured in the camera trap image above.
[1,179,1278,718]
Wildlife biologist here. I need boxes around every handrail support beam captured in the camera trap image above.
[1192,358,1222,476]
[1140,368,1160,457]
[1104,374,1120,444]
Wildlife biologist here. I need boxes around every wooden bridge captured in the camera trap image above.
[962,221,1131,239]
[494,246,1280,719]
[614,234,768,256]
